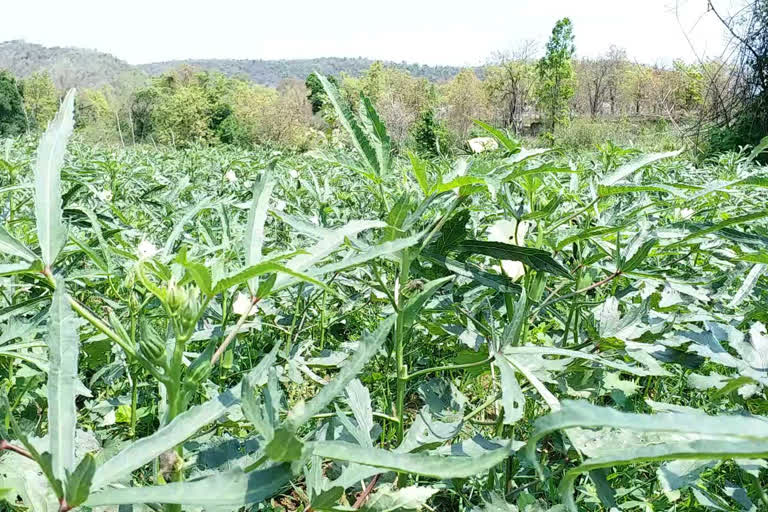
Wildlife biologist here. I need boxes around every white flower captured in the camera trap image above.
[487,219,529,281]
[97,189,113,202]
[275,199,287,211]
[225,170,237,183]
[675,207,695,220]
[310,214,320,226]
[233,292,257,317]
[289,169,300,179]
[137,240,159,259]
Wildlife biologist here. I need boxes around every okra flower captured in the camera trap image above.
[137,240,159,259]
[488,218,529,281]
[97,189,113,202]
[233,292,257,317]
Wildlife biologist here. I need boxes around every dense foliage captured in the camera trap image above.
[536,18,575,133]
[0,18,749,156]
[0,70,26,137]
[1,75,768,512]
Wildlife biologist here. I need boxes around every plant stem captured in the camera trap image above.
[129,369,138,437]
[406,357,493,381]
[394,253,412,446]
[211,297,259,365]
[0,439,34,460]
[395,311,406,445]
[531,269,622,318]
[353,474,381,508]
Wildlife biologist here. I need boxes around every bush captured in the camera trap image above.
[553,117,680,151]
[0,70,27,137]
[410,108,453,157]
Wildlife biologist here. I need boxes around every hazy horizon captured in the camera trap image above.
[1,0,747,67]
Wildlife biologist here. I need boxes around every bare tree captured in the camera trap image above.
[578,45,627,118]
[484,40,538,133]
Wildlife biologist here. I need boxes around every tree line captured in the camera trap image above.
[0,17,757,155]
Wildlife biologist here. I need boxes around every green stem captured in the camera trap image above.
[129,369,138,437]
[70,296,136,357]
[406,357,493,381]
[395,311,406,446]
[394,253,412,446]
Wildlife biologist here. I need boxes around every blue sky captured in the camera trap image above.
[1,0,746,65]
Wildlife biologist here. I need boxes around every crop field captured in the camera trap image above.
[1,80,768,512]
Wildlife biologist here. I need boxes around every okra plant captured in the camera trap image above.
[1,80,767,512]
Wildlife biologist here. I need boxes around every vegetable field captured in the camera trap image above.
[1,82,768,512]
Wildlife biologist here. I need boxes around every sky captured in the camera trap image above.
[0,0,748,66]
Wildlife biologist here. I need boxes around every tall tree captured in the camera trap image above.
[0,70,27,136]
[22,72,60,130]
[536,18,576,132]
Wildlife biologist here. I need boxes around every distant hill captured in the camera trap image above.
[0,40,142,90]
[139,57,471,86]
[0,40,476,90]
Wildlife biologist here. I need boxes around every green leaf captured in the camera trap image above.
[162,198,213,256]
[309,235,421,278]
[64,453,96,507]
[473,120,521,154]
[494,355,525,425]
[456,240,571,279]
[266,428,304,462]
[408,152,430,195]
[558,440,768,512]
[430,209,470,255]
[214,261,329,295]
[670,210,768,247]
[361,484,438,512]
[499,287,527,349]
[37,451,65,498]
[308,440,512,479]
[621,238,657,272]
[287,315,395,429]
[401,276,453,332]
[383,193,411,241]
[86,465,292,508]
[34,89,75,267]
[176,249,213,296]
[747,135,768,162]
[424,253,522,293]
[242,367,281,442]
[91,346,278,489]
[245,173,274,292]
[360,94,392,176]
[47,278,81,482]
[526,400,768,475]
[602,150,681,186]
[597,184,687,197]
[0,225,37,262]
[274,219,386,290]
[318,74,381,179]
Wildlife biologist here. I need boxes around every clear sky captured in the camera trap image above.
[0,0,747,66]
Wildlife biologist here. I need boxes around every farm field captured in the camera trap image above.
[1,79,768,512]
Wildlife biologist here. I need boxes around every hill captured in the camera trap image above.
[138,57,471,86]
[0,40,143,90]
[0,41,475,90]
